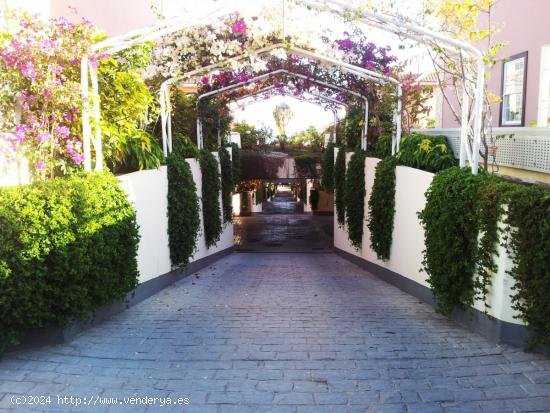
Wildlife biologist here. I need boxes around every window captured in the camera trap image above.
[538,46,550,127]
[500,52,527,126]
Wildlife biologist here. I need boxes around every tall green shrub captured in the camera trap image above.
[507,185,550,348]
[418,167,491,315]
[322,142,335,191]
[0,173,139,349]
[199,150,222,247]
[166,154,200,267]
[218,147,233,223]
[397,133,455,172]
[231,143,241,186]
[367,157,397,261]
[344,151,367,250]
[334,146,346,227]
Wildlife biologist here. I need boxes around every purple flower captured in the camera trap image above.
[34,161,46,171]
[231,19,247,34]
[36,133,51,143]
[55,126,70,137]
[336,38,355,52]
[20,60,36,79]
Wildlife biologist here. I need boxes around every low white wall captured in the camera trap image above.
[334,156,522,326]
[118,154,233,284]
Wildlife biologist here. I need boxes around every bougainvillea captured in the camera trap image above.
[0,13,106,178]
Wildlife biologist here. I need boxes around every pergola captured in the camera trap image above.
[160,45,401,154]
[192,68,369,152]
[233,85,349,145]
[84,0,485,173]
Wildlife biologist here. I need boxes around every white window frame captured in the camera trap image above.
[500,51,528,127]
[537,45,550,127]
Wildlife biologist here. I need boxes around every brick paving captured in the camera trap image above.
[1,252,550,413]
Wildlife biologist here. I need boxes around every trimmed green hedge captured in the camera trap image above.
[231,143,241,186]
[167,153,200,267]
[397,133,455,172]
[309,188,319,210]
[367,157,397,261]
[293,153,322,178]
[0,173,139,350]
[218,147,233,223]
[419,166,550,348]
[199,150,222,248]
[344,150,366,250]
[322,142,335,191]
[334,146,346,227]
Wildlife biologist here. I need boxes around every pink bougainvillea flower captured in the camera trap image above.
[55,126,70,137]
[231,19,247,34]
[36,133,51,143]
[34,161,46,170]
[20,60,36,79]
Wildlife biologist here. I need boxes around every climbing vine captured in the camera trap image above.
[309,188,319,211]
[418,167,496,316]
[199,150,222,247]
[231,143,241,186]
[367,157,397,261]
[334,146,346,227]
[507,184,550,349]
[218,146,233,224]
[322,142,335,191]
[344,150,366,250]
[167,153,200,267]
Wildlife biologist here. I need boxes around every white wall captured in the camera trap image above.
[118,153,233,284]
[334,155,523,326]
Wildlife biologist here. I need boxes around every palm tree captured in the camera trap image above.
[273,102,293,150]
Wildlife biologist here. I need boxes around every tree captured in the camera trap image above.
[423,0,506,170]
[273,103,293,150]
[232,122,272,150]
[291,126,324,150]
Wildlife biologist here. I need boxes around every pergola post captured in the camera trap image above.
[160,85,168,156]
[362,98,369,151]
[89,64,103,171]
[81,56,92,171]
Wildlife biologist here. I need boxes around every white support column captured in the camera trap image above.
[160,86,168,157]
[471,60,486,174]
[459,86,470,167]
[362,98,369,151]
[196,118,203,149]
[89,64,103,171]
[81,56,92,171]
[395,84,402,153]
[217,117,221,148]
[332,109,337,143]
[166,84,173,154]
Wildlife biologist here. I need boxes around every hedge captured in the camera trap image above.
[218,146,233,223]
[367,156,397,261]
[334,146,346,227]
[231,143,241,186]
[397,133,455,172]
[199,149,222,247]
[0,172,139,350]
[322,142,335,191]
[167,153,200,267]
[344,150,366,249]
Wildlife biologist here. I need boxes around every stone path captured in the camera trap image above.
[1,253,550,413]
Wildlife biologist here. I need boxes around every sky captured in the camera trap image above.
[1,0,432,136]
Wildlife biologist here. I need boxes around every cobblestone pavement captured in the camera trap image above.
[1,253,550,413]
[234,189,333,253]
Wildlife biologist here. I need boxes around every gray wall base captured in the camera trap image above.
[334,247,528,348]
[6,247,233,353]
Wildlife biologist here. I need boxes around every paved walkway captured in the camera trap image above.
[234,189,333,253]
[1,253,549,413]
